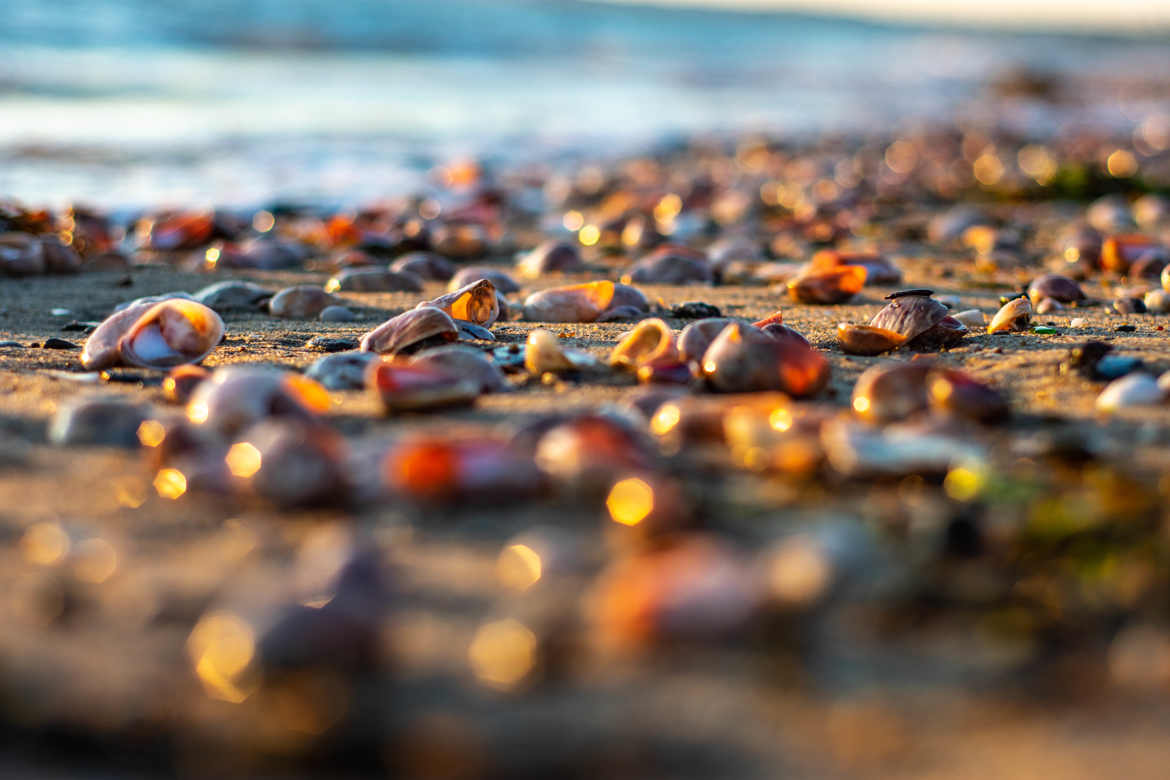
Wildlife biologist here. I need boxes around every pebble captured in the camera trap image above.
[319,305,357,322]
[1096,373,1165,413]
[1116,325,1137,332]
[306,335,359,352]
[1070,317,1087,328]
[671,301,722,319]
[41,338,79,350]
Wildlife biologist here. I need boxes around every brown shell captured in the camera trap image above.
[677,318,735,363]
[423,278,500,327]
[390,251,455,281]
[868,295,948,341]
[851,362,933,425]
[324,268,423,293]
[836,324,907,356]
[787,265,867,305]
[523,281,648,323]
[1027,273,1084,304]
[359,306,459,355]
[701,323,829,398]
[83,297,224,370]
[268,285,340,318]
[449,266,520,294]
[610,319,679,369]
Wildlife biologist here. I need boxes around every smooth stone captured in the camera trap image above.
[319,305,357,322]
[42,338,79,350]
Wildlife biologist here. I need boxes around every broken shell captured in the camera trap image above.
[987,296,1032,334]
[324,268,423,293]
[186,366,331,438]
[677,318,735,363]
[368,359,480,413]
[517,240,585,278]
[449,266,520,294]
[163,365,211,404]
[868,294,948,343]
[1027,273,1084,304]
[851,362,933,424]
[927,369,1010,423]
[410,345,508,392]
[701,322,829,397]
[305,351,379,390]
[1101,235,1159,273]
[1096,373,1165,413]
[836,324,907,356]
[82,297,224,370]
[622,245,713,285]
[522,280,649,323]
[787,265,867,305]
[230,420,348,507]
[359,306,458,355]
[609,319,679,370]
[809,249,901,285]
[390,251,455,281]
[386,436,542,502]
[268,286,340,318]
[192,280,273,313]
[422,279,499,327]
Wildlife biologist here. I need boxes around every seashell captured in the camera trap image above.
[836,324,906,355]
[385,436,542,502]
[928,206,989,243]
[449,266,520,294]
[368,358,480,412]
[927,369,1009,423]
[517,240,585,278]
[206,238,308,271]
[1057,225,1102,274]
[422,279,499,327]
[1096,373,1165,413]
[186,366,331,438]
[534,415,657,490]
[808,249,901,284]
[359,306,458,355]
[1034,297,1063,314]
[821,418,986,479]
[868,293,949,344]
[677,317,735,363]
[83,298,224,370]
[1127,249,1169,281]
[523,329,599,375]
[40,235,82,273]
[142,211,214,251]
[851,362,932,424]
[305,351,379,390]
[787,265,866,304]
[49,397,152,447]
[390,251,455,281]
[163,365,211,404]
[701,322,829,397]
[987,296,1032,334]
[268,286,341,318]
[707,237,763,272]
[622,245,713,285]
[410,344,508,392]
[192,280,272,313]
[320,305,357,322]
[0,232,49,275]
[952,309,986,329]
[522,281,649,323]
[609,319,679,370]
[636,361,694,385]
[228,420,348,508]
[1114,297,1146,315]
[324,268,423,294]
[589,536,761,648]
[1027,273,1084,304]
[1144,289,1170,314]
[1101,235,1159,273]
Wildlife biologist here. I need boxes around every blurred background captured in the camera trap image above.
[2,0,1170,209]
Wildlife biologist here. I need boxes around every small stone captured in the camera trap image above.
[1114,298,1146,315]
[42,337,79,350]
[1116,325,1137,332]
[306,336,358,352]
[319,305,357,323]
[0,341,23,348]
[1070,317,1087,328]
[670,301,722,319]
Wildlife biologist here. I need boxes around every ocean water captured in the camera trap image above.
[3,0,1169,209]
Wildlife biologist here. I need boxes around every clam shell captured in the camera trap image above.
[367,359,480,412]
[192,280,273,313]
[0,233,46,275]
[952,309,986,329]
[677,318,735,363]
[186,366,330,437]
[822,419,985,479]
[1101,234,1157,273]
[410,344,508,392]
[517,240,585,278]
[809,250,901,285]
[360,306,458,355]
[787,265,867,304]
[701,322,829,397]
[1144,289,1170,313]
[868,294,948,342]
[927,369,1009,423]
[851,362,932,424]
[386,436,542,501]
[622,246,713,285]
[610,319,679,369]
[48,396,152,447]
[233,420,347,507]
[1027,273,1084,304]
[523,281,648,323]
[523,329,598,374]
[268,285,340,318]
[987,297,1032,334]
[836,324,906,355]
[324,268,423,293]
[83,297,224,370]
[423,278,499,327]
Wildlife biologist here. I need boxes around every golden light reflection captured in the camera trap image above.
[1106,149,1138,178]
[653,193,682,224]
[944,463,987,502]
[74,538,118,584]
[769,406,793,432]
[578,224,601,247]
[188,611,257,703]
[468,619,537,690]
[252,210,276,233]
[21,522,69,566]
[226,442,263,479]
[154,468,188,500]
[187,401,210,425]
[137,419,166,448]
[562,210,585,232]
[606,478,655,527]
[285,374,332,413]
[972,152,1004,186]
[650,403,682,436]
[114,476,148,509]
[884,140,918,175]
[852,396,870,415]
[497,544,543,591]
[768,538,832,608]
[1017,144,1057,184]
[204,247,220,268]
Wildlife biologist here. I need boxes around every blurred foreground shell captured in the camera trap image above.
[82,297,224,370]
[386,436,542,502]
[701,323,829,397]
[523,281,649,323]
[186,366,331,438]
[410,345,508,392]
[609,319,679,370]
[229,420,348,507]
[677,318,735,363]
[368,359,480,413]
[305,351,379,391]
[360,306,458,355]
